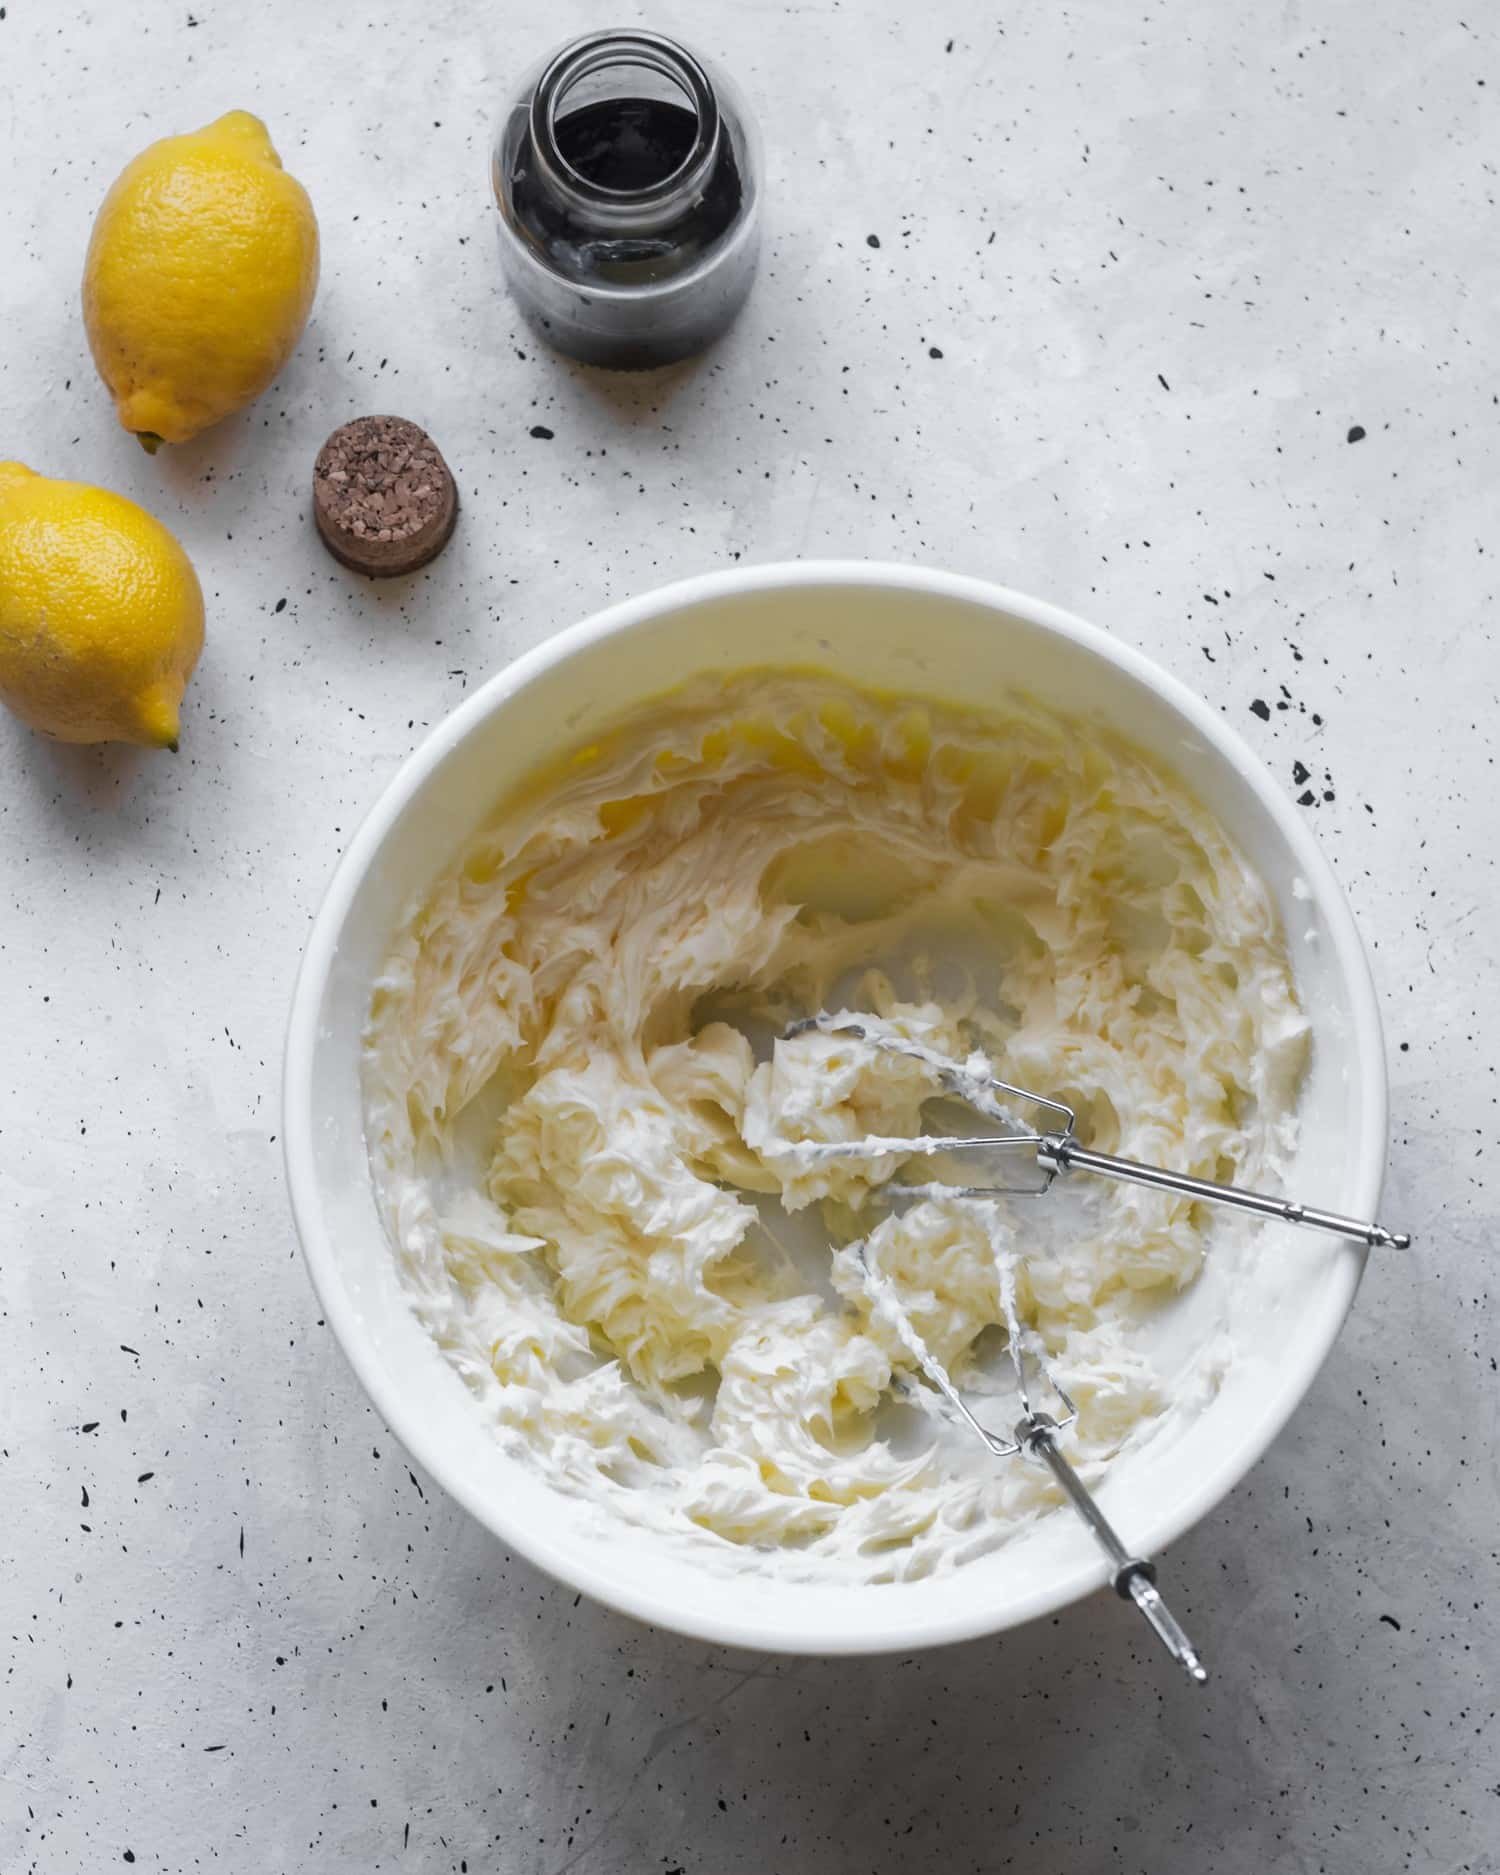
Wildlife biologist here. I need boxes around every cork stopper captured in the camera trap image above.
[313,416,458,577]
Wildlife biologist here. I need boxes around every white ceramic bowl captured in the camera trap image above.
[283,562,1388,1654]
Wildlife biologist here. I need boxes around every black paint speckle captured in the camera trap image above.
[1250,699,1271,721]
[529,424,555,440]
[1379,1614,1402,1630]
[1293,760,1311,785]
[866,233,881,248]
[1347,424,1366,443]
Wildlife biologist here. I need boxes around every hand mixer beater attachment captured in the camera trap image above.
[855,1236,1210,1683]
[783,1015,1410,1250]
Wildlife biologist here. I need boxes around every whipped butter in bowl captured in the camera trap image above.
[286,566,1388,1650]
[365,671,1308,1579]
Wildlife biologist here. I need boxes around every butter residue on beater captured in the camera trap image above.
[364,671,1309,1580]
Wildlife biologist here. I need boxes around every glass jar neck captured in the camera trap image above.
[528,29,721,230]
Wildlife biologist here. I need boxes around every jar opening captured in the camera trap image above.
[533,31,719,207]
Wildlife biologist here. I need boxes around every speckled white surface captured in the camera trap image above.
[2,1,1496,1869]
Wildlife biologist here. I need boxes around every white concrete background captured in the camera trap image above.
[2,0,1495,1869]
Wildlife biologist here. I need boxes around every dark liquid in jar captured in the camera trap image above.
[553,98,699,192]
[501,89,752,368]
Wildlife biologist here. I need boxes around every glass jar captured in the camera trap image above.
[491,29,762,370]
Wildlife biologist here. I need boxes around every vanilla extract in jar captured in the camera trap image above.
[492,29,761,369]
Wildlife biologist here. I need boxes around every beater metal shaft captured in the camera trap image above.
[1037,1138,1410,1250]
[1019,1414,1208,1685]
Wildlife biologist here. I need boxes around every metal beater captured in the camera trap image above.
[855,1232,1210,1683]
[770,1013,1411,1684]
[782,1015,1410,1250]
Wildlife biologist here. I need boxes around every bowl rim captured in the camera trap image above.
[283,559,1388,1655]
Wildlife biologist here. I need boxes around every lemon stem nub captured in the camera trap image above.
[137,432,164,455]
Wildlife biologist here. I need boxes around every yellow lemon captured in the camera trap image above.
[0,462,205,748]
[83,110,319,449]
